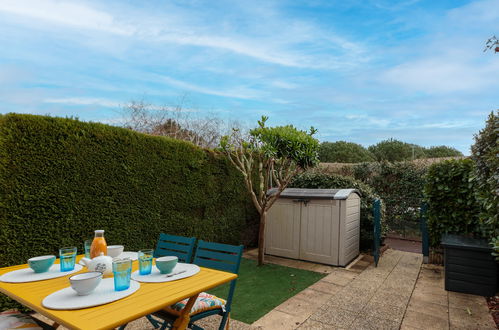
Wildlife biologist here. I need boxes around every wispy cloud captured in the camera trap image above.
[44,97,120,108]
[0,0,366,69]
[157,75,263,100]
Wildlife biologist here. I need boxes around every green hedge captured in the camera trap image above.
[0,114,258,266]
[352,161,427,237]
[423,159,481,246]
[470,111,499,247]
[290,171,386,251]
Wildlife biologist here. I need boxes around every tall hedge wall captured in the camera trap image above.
[423,159,481,246]
[0,114,258,270]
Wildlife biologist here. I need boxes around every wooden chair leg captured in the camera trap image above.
[172,293,199,330]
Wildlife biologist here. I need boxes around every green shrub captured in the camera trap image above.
[423,159,481,246]
[352,162,427,235]
[368,138,426,162]
[290,171,386,250]
[318,141,374,163]
[424,146,463,158]
[470,111,499,258]
[0,114,258,310]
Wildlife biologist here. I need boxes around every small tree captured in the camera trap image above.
[368,138,426,162]
[220,116,319,265]
[318,141,375,163]
[424,146,463,158]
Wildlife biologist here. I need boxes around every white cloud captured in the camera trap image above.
[157,75,263,100]
[0,0,134,35]
[380,57,499,93]
[44,97,120,108]
[0,0,366,69]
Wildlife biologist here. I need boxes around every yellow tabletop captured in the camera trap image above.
[0,256,237,330]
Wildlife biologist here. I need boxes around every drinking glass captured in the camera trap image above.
[138,249,153,275]
[113,258,132,291]
[84,240,92,259]
[59,247,77,272]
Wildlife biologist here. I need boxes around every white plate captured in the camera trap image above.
[79,251,138,266]
[131,263,200,283]
[0,264,83,283]
[42,278,140,310]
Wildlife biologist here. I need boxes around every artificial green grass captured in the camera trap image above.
[208,258,326,324]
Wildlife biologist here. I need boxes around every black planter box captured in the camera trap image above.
[442,234,498,296]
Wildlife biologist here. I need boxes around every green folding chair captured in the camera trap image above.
[149,240,243,330]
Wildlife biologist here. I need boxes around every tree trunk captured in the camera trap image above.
[257,211,267,266]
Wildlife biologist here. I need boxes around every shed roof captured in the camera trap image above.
[267,188,360,200]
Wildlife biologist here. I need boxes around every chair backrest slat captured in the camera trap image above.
[154,233,196,263]
[195,249,240,264]
[197,241,242,254]
[193,240,243,274]
[195,258,236,273]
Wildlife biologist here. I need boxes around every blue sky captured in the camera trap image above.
[1,0,498,154]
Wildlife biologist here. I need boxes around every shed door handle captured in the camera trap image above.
[292,199,310,206]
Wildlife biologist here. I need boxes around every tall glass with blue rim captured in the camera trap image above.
[84,240,92,259]
[138,249,153,275]
[113,258,132,291]
[59,247,77,272]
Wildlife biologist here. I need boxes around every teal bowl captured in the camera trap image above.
[28,255,56,273]
[155,256,178,274]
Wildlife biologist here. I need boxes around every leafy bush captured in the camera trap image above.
[368,138,426,162]
[424,146,463,158]
[470,111,499,257]
[290,170,386,250]
[352,162,427,235]
[423,159,481,246]
[318,141,374,163]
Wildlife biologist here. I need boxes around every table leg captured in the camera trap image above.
[172,293,199,330]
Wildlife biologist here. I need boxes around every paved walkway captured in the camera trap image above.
[253,249,496,330]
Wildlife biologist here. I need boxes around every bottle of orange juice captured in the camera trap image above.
[90,230,107,258]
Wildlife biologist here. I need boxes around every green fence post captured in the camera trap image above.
[373,199,381,267]
[420,202,429,263]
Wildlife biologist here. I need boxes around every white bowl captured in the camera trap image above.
[107,245,124,258]
[69,272,103,296]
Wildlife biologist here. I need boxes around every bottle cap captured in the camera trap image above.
[95,230,105,233]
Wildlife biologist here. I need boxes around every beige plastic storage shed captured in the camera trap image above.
[265,188,361,267]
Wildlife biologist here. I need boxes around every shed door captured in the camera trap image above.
[299,200,340,265]
[265,199,301,259]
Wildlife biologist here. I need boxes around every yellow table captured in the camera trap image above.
[0,256,237,330]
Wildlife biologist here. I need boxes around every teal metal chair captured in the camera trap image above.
[146,233,197,328]
[149,240,244,330]
[153,233,196,263]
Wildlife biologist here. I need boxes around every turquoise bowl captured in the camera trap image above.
[28,255,56,273]
[155,256,178,274]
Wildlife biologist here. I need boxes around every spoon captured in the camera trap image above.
[165,270,186,278]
